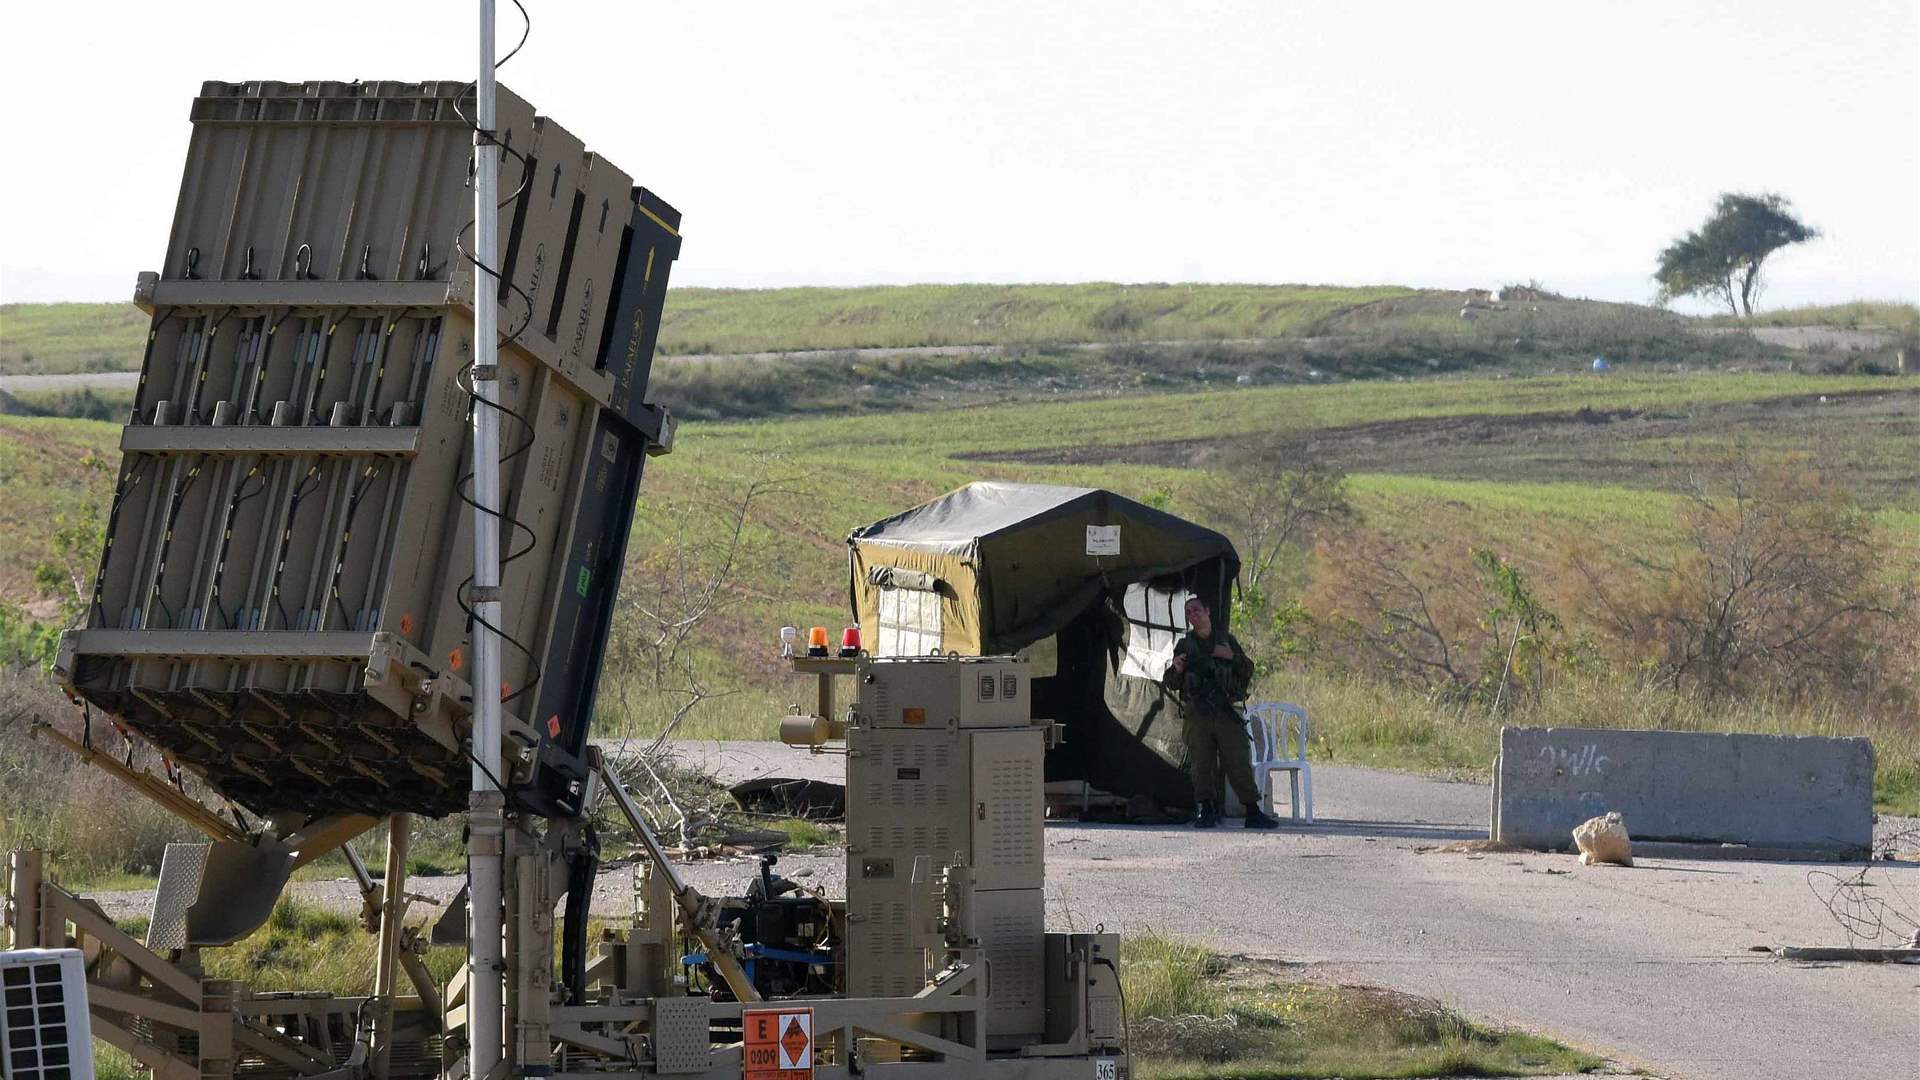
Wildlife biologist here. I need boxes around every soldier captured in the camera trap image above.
[1164,595,1279,829]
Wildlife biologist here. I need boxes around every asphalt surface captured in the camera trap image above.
[653,742,1920,1080]
[0,371,141,393]
[87,742,1917,1080]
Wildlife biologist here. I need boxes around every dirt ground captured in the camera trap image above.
[964,387,1920,505]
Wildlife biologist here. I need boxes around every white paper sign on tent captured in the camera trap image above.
[1085,524,1121,556]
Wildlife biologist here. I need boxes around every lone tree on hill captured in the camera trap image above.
[1654,192,1817,317]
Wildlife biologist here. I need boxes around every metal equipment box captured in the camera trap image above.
[55,80,679,821]
[0,948,94,1080]
[844,657,1045,1048]
[860,655,1032,729]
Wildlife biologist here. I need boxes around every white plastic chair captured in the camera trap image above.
[1245,701,1314,822]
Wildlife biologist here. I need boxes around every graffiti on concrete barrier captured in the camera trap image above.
[1539,743,1609,778]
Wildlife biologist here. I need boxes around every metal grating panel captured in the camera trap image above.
[0,950,93,1080]
[650,997,710,1074]
[147,843,211,952]
[976,890,1045,1044]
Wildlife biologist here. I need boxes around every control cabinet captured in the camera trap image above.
[844,657,1045,1048]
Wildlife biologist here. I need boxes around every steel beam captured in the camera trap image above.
[121,426,422,457]
[61,628,377,661]
[138,278,451,311]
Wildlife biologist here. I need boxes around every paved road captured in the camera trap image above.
[1699,326,1896,352]
[0,371,141,393]
[6,323,1886,395]
[87,743,1916,1080]
[646,742,1919,1080]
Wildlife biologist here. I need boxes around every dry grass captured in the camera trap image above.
[1122,933,1601,1079]
[0,668,195,888]
[1284,666,1920,815]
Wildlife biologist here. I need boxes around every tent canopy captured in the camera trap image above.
[849,482,1240,656]
[848,483,1242,808]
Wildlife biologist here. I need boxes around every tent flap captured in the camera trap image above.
[866,566,942,592]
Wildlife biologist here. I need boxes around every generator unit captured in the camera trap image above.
[788,654,1127,1064]
[843,657,1045,1044]
[52,80,679,822]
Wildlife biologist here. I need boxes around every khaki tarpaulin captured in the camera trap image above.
[847,482,1240,808]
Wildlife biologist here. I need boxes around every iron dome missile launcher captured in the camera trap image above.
[6,78,1130,1080]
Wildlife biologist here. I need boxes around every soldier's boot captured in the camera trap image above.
[1192,802,1219,829]
[1244,805,1280,830]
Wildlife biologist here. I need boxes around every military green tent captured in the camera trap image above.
[847,482,1239,808]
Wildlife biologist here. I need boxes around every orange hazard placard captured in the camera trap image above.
[742,1007,812,1079]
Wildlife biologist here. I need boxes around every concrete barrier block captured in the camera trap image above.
[1494,727,1874,857]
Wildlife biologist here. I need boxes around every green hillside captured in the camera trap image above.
[8,288,1913,381]
[0,285,1407,376]
[0,303,150,375]
[656,282,1420,353]
[3,296,1916,810]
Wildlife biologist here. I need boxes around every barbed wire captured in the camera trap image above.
[1806,824,1920,948]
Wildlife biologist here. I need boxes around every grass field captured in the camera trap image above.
[1728,300,1919,330]
[7,288,1912,378]
[0,285,1422,374]
[0,303,150,375]
[92,907,1595,1080]
[592,367,1919,807]
[658,282,1426,354]
[0,415,115,602]
[1122,933,1600,1078]
[3,300,1916,810]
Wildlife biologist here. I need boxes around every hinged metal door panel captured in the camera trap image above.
[969,728,1044,892]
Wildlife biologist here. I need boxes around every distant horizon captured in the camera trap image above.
[3,276,1913,321]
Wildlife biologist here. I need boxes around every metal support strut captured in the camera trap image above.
[594,755,762,1003]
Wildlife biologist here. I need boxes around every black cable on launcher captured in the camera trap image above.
[449,0,547,720]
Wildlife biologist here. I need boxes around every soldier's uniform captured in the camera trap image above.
[1161,630,1261,815]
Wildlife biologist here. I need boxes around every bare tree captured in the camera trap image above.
[1474,549,1562,712]
[1190,438,1351,598]
[1313,534,1476,697]
[604,461,809,750]
[1578,461,1907,698]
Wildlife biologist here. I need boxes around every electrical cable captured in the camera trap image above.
[269,465,324,630]
[1093,955,1130,1056]
[247,309,300,424]
[328,463,389,628]
[458,743,536,819]
[147,454,210,628]
[209,468,270,629]
[450,358,544,705]
[89,457,151,623]
[185,309,236,425]
[446,0,546,714]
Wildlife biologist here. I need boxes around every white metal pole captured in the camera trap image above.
[471,3,503,795]
[468,1,507,1077]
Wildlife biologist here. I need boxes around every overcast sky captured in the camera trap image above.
[2,1,1914,311]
